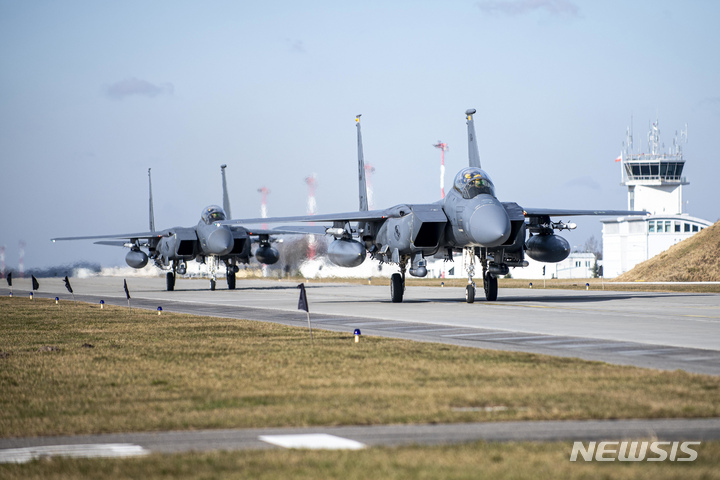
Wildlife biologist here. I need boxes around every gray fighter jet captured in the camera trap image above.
[223,110,646,303]
[52,165,284,291]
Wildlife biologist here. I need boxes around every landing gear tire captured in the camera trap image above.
[465,284,475,304]
[210,279,216,291]
[390,273,404,303]
[484,274,498,301]
[166,272,175,291]
[227,271,236,290]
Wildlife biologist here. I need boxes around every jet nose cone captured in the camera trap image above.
[468,200,511,247]
[206,227,234,255]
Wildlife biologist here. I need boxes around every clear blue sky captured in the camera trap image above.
[1,0,718,269]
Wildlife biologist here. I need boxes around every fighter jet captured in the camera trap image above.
[222,110,646,303]
[51,165,285,291]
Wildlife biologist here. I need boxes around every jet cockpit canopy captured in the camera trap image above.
[201,205,227,225]
[453,167,496,199]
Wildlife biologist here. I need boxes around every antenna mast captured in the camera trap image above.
[305,174,318,260]
[433,141,449,198]
[257,187,270,230]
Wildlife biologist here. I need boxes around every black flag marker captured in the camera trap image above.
[31,275,39,291]
[297,283,313,344]
[297,283,309,312]
[64,276,77,306]
[6,272,11,287]
[63,276,73,294]
[124,279,131,312]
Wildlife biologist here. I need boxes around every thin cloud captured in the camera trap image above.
[477,0,579,17]
[285,38,306,53]
[105,77,174,99]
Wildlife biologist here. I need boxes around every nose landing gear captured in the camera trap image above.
[464,247,499,303]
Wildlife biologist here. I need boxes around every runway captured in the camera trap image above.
[2,418,720,458]
[4,275,719,375]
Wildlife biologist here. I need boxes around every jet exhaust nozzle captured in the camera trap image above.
[126,249,148,269]
[328,238,366,268]
[525,234,571,263]
[255,245,280,265]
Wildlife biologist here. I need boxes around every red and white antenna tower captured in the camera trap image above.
[0,245,5,278]
[305,174,317,216]
[364,163,376,209]
[257,187,270,229]
[305,174,318,260]
[433,141,449,198]
[18,240,26,278]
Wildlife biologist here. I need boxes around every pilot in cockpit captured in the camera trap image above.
[201,205,227,224]
[453,167,496,199]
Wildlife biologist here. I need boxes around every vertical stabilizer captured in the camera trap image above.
[356,115,369,212]
[148,168,155,233]
[466,108,481,168]
[221,164,232,218]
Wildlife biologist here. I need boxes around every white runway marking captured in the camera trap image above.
[0,444,150,463]
[258,434,366,450]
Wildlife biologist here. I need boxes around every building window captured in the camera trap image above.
[648,220,655,233]
[684,223,691,232]
[693,224,699,232]
[664,221,672,232]
[575,261,581,267]
[674,222,681,232]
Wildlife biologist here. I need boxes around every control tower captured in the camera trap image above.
[602,119,710,277]
[621,119,687,214]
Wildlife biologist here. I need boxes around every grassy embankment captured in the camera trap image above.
[1,297,718,439]
[616,220,720,283]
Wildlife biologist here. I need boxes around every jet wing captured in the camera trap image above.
[222,206,412,226]
[93,240,128,247]
[51,230,168,242]
[244,226,328,236]
[522,208,648,217]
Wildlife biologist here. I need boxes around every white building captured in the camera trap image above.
[602,120,712,278]
[509,252,597,280]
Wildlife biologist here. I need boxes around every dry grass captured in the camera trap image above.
[1,441,719,480]
[616,220,720,282]
[1,297,719,439]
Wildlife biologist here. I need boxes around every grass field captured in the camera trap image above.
[2,440,720,480]
[1,297,719,439]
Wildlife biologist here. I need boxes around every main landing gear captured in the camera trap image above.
[166,261,187,291]
[166,261,177,291]
[483,272,498,301]
[166,271,175,291]
[226,264,236,290]
[390,257,408,303]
